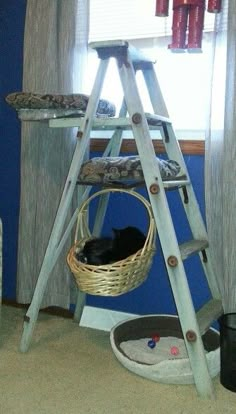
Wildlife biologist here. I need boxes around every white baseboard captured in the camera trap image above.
[79,305,139,332]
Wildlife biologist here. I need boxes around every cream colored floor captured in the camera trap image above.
[0,305,236,414]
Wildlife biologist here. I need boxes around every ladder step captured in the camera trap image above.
[197,299,223,335]
[49,113,171,129]
[179,239,209,260]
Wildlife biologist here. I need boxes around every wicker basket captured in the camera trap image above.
[67,188,156,296]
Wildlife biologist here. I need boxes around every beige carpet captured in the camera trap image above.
[0,305,235,414]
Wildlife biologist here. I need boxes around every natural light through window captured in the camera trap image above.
[86,0,217,140]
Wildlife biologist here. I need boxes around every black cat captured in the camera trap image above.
[76,237,114,265]
[111,226,146,262]
[76,226,146,265]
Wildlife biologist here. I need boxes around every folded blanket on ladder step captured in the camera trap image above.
[77,156,182,185]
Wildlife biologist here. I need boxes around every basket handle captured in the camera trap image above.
[74,188,156,245]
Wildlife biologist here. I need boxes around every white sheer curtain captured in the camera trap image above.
[17,0,89,309]
[205,0,236,312]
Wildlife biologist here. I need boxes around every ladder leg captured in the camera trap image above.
[116,56,215,399]
[20,59,109,352]
[93,100,127,237]
[143,66,220,299]
[73,185,91,323]
[73,290,86,322]
[20,142,91,352]
[74,100,128,320]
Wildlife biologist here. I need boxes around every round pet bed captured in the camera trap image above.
[110,315,220,385]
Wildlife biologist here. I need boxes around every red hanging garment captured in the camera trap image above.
[155,0,169,17]
[207,0,222,13]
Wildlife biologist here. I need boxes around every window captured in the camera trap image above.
[86,0,218,140]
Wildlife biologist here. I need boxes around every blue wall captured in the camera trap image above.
[0,1,210,316]
[0,0,26,299]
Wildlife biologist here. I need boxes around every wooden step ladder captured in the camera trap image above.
[19,40,223,399]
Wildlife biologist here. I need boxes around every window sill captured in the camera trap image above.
[90,139,205,155]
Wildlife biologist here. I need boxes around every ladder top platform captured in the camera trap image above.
[89,40,156,66]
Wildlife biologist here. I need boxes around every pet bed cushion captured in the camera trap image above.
[120,336,188,365]
[78,156,181,184]
[5,92,116,120]
[110,315,220,385]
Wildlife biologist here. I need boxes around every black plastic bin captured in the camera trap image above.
[219,313,236,392]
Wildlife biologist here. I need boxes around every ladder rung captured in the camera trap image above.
[163,177,190,189]
[179,239,209,260]
[146,113,171,125]
[197,299,223,335]
[49,113,171,129]
[77,177,189,190]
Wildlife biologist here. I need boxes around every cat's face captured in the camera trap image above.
[76,238,113,265]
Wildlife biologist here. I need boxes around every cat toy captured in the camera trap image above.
[155,0,222,52]
[147,334,180,356]
[147,333,161,349]
[170,346,180,356]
